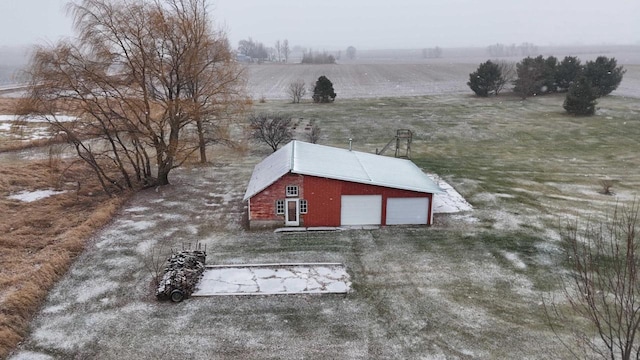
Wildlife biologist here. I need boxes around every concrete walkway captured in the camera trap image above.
[192,263,351,296]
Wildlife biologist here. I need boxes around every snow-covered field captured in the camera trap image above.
[245,46,640,100]
[0,115,67,143]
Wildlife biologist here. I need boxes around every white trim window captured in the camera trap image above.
[275,199,285,215]
[300,199,308,214]
[286,185,299,197]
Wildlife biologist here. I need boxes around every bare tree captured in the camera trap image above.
[282,39,290,63]
[495,60,516,95]
[546,203,640,360]
[306,124,321,144]
[346,46,356,60]
[22,0,246,192]
[274,40,282,62]
[288,80,306,103]
[600,179,615,195]
[249,113,292,152]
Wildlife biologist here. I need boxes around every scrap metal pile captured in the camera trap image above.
[156,250,206,302]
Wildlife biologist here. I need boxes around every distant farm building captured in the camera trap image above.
[243,141,442,229]
[235,54,251,63]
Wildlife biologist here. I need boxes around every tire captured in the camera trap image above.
[170,289,185,303]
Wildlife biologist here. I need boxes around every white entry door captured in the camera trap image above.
[340,195,382,226]
[285,199,300,226]
[386,197,429,225]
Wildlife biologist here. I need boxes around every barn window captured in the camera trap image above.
[300,199,308,214]
[275,199,285,215]
[286,185,299,197]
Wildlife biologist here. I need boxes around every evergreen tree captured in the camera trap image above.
[467,60,502,97]
[583,56,626,97]
[312,75,336,103]
[513,56,546,98]
[542,56,558,93]
[563,76,597,116]
[555,56,582,92]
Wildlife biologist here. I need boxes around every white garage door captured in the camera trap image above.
[340,195,382,225]
[386,197,429,225]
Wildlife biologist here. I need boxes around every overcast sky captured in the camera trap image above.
[0,0,638,50]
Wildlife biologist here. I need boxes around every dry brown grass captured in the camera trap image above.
[0,159,129,359]
[0,98,21,114]
[0,136,67,153]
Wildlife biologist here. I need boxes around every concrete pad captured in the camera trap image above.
[192,263,351,296]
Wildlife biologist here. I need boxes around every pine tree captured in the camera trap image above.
[542,56,558,93]
[312,76,336,103]
[513,55,559,98]
[563,76,597,116]
[513,56,546,98]
[467,60,502,97]
[584,56,626,97]
[555,56,582,92]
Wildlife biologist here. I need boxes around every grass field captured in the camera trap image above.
[6,87,640,359]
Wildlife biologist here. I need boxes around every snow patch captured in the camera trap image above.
[125,206,150,212]
[76,280,118,303]
[8,189,67,202]
[490,210,522,230]
[136,238,158,254]
[42,304,68,314]
[10,351,54,360]
[449,213,479,224]
[502,251,527,270]
[115,219,156,231]
[0,114,78,123]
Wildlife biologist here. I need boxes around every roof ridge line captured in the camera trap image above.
[353,151,373,182]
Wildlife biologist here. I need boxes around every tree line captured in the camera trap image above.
[468,55,625,115]
[487,42,538,57]
[238,38,291,63]
[238,38,358,65]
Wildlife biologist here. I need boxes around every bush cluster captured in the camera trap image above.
[301,51,336,64]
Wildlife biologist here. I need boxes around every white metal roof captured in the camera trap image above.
[243,140,443,201]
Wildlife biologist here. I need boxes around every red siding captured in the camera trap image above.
[249,173,303,222]
[249,173,434,227]
[304,176,433,226]
[303,176,342,226]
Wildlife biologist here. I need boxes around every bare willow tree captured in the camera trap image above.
[22,0,246,192]
[288,79,306,103]
[546,203,640,359]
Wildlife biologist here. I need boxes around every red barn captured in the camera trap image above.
[243,140,442,229]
